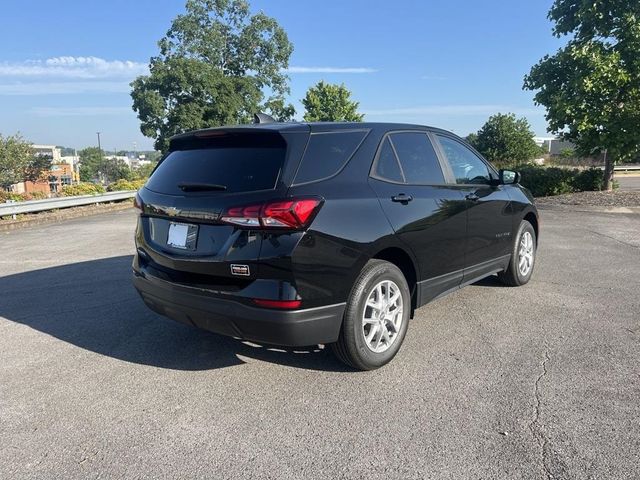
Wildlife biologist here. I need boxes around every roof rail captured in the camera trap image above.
[253,112,276,124]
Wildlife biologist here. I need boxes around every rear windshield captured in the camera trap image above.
[146,133,286,195]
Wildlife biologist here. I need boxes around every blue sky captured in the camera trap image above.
[0,0,560,151]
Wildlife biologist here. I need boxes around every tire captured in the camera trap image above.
[331,259,411,370]
[498,220,536,287]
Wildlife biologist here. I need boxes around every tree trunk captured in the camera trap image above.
[603,149,614,191]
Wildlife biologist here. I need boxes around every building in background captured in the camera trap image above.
[10,144,76,196]
[32,145,62,163]
[534,137,577,156]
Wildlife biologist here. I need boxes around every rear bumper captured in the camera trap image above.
[132,269,345,347]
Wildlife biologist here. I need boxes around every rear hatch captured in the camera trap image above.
[135,127,310,285]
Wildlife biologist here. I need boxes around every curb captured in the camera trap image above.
[0,201,134,232]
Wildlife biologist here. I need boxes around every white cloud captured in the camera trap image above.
[0,81,131,95]
[0,56,148,79]
[362,104,544,117]
[30,106,132,117]
[285,66,377,74]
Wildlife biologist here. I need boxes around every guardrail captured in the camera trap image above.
[1,190,136,217]
[614,165,640,172]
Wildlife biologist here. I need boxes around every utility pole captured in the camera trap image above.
[96,132,103,184]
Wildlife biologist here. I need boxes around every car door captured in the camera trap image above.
[432,133,514,282]
[368,131,468,303]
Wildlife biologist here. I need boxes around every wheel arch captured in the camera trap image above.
[523,211,539,244]
[371,246,419,317]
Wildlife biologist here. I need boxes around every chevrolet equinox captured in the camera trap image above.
[132,120,539,370]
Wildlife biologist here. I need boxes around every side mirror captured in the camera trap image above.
[499,169,520,185]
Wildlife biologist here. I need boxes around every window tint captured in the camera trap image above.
[374,137,404,182]
[293,131,367,184]
[146,144,286,195]
[389,132,444,184]
[437,135,491,185]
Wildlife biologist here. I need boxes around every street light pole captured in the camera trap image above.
[96,132,102,153]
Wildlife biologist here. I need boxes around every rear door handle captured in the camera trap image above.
[391,194,413,203]
[465,193,480,201]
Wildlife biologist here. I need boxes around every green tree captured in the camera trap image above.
[131,0,295,152]
[559,148,576,160]
[524,0,640,190]
[78,147,104,182]
[133,162,157,180]
[302,81,364,122]
[469,113,539,167]
[57,146,76,156]
[465,132,478,146]
[24,154,52,183]
[103,157,133,182]
[0,134,50,190]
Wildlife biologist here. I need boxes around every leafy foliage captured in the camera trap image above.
[524,0,640,189]
[24,155,53,183]
[103,158,133,183]
[559,148,576,159]
[302,81,364,122]
[107,179,147,191]
[57,146,76,156]
[78,148,132,183]
[60,182,106,197]
[0,133,50,189]
[467,113,540,168]
[0,190,47,202]
[131,0,295,151]
[132,162,157,180]
[518,165,606,197]
[78,147,103,182]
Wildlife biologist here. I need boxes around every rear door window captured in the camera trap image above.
[146,134,286,195]
[293,130,368,185]
[374,137,404,182]
[373,132,445,185]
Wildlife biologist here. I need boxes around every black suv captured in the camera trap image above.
[133,121,538,370]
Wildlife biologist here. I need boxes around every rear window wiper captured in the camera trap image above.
[177,183,227,192]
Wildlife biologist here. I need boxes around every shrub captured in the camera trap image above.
[29,191,49,200]
[517,165,605,197]
[572,168,604,192]
[61,182,106,197]
[106,179,146,192]
[0,191,27,202]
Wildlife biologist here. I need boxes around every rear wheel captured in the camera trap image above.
[498,220,536,286]
[331,260,410,370]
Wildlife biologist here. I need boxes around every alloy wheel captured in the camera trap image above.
[362,280,404,353]
[518,231,534,276]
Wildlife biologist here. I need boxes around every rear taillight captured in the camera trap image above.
[133,192,143,211]
[221,197,322,229]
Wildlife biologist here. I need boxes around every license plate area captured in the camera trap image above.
[167,222,198,250]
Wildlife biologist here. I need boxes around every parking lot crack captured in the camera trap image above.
[584,228,639,250]
[529,348,552,480]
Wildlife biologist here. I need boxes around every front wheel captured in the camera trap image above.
[498,220,537,286]
[331,260,411,370]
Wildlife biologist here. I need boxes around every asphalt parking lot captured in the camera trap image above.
[617,174,640,191]
[1,208,638,479]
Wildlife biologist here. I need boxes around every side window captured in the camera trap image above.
[293,131,367,185]
[373,132,445,185]
[374,137,404,182]
[436,135,491,185]
[390,133,445,184]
